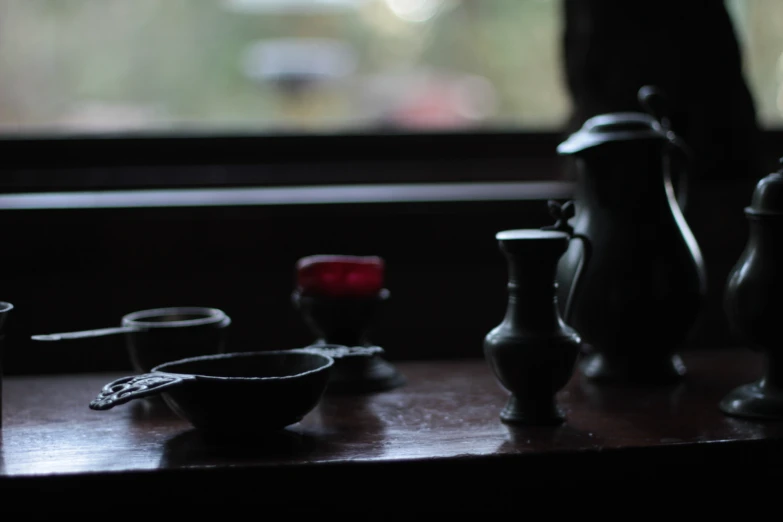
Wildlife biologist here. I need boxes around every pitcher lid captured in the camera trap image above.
[747,158,783,216]
[495,229,570,254]
[557,85,676,155]
[496,229,569,241]
[557,112,668,155]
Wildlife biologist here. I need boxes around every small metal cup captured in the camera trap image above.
[32,307,231,373]
[122,307,232,373]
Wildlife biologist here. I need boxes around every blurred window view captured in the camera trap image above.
[0,0,780,135]
[727,0,783,128]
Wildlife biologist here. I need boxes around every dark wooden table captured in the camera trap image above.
[1,349,781,513]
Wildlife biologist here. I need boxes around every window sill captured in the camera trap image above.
[0,349,776,512]
[0,180,574,210]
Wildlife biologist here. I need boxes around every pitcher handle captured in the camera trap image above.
[638,85,691,211]
[89,373,193,411]
[667,133,693,212]
[542,200,592,325]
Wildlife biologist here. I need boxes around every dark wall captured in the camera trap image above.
[0,176,760,375]
[2,197,555,374]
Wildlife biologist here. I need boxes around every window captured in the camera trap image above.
[0,0,569,135]
[2,1,782,137]
[727,0,783,128]
[0,1,780,191]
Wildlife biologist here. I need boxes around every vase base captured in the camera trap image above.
[499,395,565,426]
[324,353,406,394]
[580,352,686,384]
[720,380,783,421]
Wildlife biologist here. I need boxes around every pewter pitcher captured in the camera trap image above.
[555,86,707,384]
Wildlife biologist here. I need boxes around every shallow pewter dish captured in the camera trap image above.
[89,346,382,434]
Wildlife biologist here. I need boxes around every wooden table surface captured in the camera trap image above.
[1,349,782,511]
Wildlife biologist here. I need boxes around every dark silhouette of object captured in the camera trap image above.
[562,0,763,182]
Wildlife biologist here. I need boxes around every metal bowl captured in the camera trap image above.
[89,346,381,434]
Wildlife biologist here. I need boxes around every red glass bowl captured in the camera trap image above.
[296,255,384,298]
